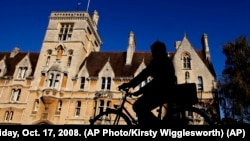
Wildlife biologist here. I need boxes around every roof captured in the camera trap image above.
[0,49,216,79]
[0,52,39,77]
[80,50,216,78]
[80,52,152,77]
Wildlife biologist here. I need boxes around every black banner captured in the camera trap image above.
[0,125,249,140]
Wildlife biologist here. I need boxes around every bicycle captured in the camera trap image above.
[89,83,214,125]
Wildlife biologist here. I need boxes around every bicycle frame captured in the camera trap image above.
[90,88,214,125]
[112,89,139,125]
[114,89,175,125]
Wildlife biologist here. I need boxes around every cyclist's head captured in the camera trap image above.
[151,41,167,59]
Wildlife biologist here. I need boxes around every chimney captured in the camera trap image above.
[126,31,136,65]
[201,33,211,62]
[10,47,20,58]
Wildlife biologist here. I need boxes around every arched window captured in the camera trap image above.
[33,99,39,112]
[56,46,63,59]
[67,49,73,67]
[198,76,203,90]
[67,56,72,67]
[182,52,191,69]
[46,56,50,66]
[46,49,52,66]
[10,89,21,102]
[4,111,14,121]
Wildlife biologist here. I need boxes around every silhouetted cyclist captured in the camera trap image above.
[119,41,176,126]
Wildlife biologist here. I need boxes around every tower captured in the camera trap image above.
[25,10,102,124]
[32,11,102,91]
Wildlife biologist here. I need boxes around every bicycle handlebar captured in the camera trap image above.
[119,88,133,97]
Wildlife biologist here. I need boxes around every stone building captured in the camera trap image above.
[0,9,219,125]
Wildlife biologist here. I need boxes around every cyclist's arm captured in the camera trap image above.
[127,64,152,88]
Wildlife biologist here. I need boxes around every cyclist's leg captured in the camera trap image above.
[133,94,164,126]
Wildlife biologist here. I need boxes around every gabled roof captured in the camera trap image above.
[79,50,216,78]
[80,52,152,77]
[0,52,39,77]
[196,50,216,77]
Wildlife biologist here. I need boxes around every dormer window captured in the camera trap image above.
[80,77,85,90]
[101,77,111,90]
[17,67,27,79]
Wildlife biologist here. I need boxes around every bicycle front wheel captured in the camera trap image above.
[164,106,214,125]
[89,109,132,125]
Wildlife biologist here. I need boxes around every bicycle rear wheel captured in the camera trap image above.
[164,106,214,125]
[89,109,132,125]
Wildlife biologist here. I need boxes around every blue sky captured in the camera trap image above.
[0,0,250,79]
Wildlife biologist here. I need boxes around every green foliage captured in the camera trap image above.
[220,36,250,124]
[222,36,250,105]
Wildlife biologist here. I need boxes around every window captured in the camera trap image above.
[39,73,46,87]
[185,71,190,83]
[46,56,50,66]
[87,27,92,34]
[101,77,111,90]
[198,76,203,90]
[10,89,21,102]
[67,56,72,67]
[80,77,85,90]
[182,52,191,69]
[99,100,104,113]
[4,111,13,122]
[54,74,60,88]
[58,23,74,41]
[56,46,63,59]
[97,100,111,115]
[17,67,27,79]
[47,73,61,88]
[46,49,52,66]
[75,101,81,117]
[33,99,39,112]
[57,100,62,111]
[106,100,111,110]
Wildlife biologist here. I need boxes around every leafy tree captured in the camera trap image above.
[219,36,250,124]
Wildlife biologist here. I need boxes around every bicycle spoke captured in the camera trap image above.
[163,106,214,125]
[90,110,132,125]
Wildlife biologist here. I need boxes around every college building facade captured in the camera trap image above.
[0,9,219,125]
